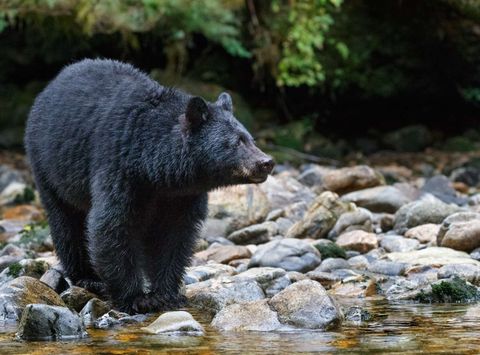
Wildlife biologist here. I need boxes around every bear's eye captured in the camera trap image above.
[237,136,247,147]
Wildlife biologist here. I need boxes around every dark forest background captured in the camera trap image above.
[1,0,480,161]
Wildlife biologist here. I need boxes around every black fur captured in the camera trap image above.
[25,59,274,313]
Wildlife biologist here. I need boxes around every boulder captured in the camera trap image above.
[269,280,342,329]
[341,185,413,213]
[437,212,480,252]
[227,221,278,245]
[335,230,378,253]
[142,311,204,335]
[249,238,321,272]
[322,165,384,194]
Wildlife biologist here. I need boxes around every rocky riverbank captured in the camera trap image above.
[1,151,480,341]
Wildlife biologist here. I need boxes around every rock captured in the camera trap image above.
[451,166,480,187]
[437,212,480,252]
[227,221,278,245]
[385,247,480,266]
[341,185,413,213]
[184,263,237,285]
[0,276,66,322]
[60,286,97,312]
[335,230,378,253]
[211,299,281,331]
[260,174,315,210]
[316,258,351,272]
[0,182,28,205]
[0,243,26,257]
[471,247,480,261]
[287,192,354,239]
[201,218,230,239]
[3,205,44,222]
[269,280,342,329]
[322,165,384,194]
[249,238,321,272]
[186,278,265,314]
[385,278,427,301]
[394,195,463,233]
[328,208,373,238]
[344,306,372,324]
[94,310,147,329]
[404,224,440,244]
[297,165,330,187]
[283,201,309,222]
[421,175,468,205]
[0,259,50,286]
[142,311,204,335]
[380,234,419,252]
[207,185,270,235]
[195,245,251,264]
[265,208,284,221]
[305,270,342,288]
[0,165,25,193]
[16,304,86,340]
[80,298,111,326]
[347,255,370,270]
[437,264,480,285]
[329,277,377,298]
[368,260,407,276]
[234,267,286,286]
[39,266,69,294]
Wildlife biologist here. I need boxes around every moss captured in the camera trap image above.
[7,262,23,278]
[416,276,480,303]
[315,243,347,259]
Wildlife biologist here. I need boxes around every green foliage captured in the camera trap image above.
[416,277,480,303]
[315,243,347,259]
[384,125,432,152]
[13,186,36,204]
[7,262,22,278]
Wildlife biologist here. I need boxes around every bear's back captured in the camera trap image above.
[25,59,166,209]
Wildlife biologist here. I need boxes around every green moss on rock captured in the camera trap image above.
[416,276,480,303]
[315,243,347,259]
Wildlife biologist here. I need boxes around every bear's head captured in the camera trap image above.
[181,92,274,187]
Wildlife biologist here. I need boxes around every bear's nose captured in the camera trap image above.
[259,158,275,174]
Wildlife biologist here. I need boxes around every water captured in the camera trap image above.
[2,301,480,354]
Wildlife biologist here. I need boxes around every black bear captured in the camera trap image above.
[25,59,274,313]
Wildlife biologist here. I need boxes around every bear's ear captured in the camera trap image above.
[185,96,209,129]
[216,92,233,112]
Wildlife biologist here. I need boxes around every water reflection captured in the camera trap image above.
[2,301,480,354]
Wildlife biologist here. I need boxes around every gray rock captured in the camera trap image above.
[269,280,342,329]
[211,299,281,331]
[394,195,464,233]
[184,263,237,285]
[305,270,342,288]
[380,234,419,252]
[207,185,271,235]
[93,310,147,329]
[0,165,25,193]
[283,201,309,222]
[186,278,265,314]
[341,186,413,213]
[316,258,351,272]
[80,298,111,326]
[437,212,480,252]
[471,247,480,261]
[368,260,407,276]
[347,255,370,270]
[249,238,321,272]
[0,244,26,258]
[260,174,315,210]
[297,165,330,187]
[195,245,252,264]
[0,276,65,322]
[16,304,86,340]
[39,266,69,294]
[328,208,373,238]
[142,311,204,335]
[266,208,285,221]
[438,264,480,285]
[386,247,480,267]
[335,230,378,253]
[60,286,97,312]
[421,175,468,205]
[344,306,372,324]
[286,192,354,239]
[234,267,291,296]
[0,259,50,286]
[227,221,278,245]
[0,255,24,273]
[404,224,440,244]
[275,218,294,235]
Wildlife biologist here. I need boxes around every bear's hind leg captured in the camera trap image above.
[36,184,103,293]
